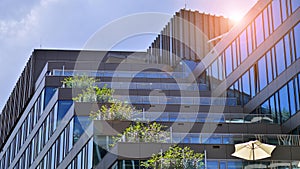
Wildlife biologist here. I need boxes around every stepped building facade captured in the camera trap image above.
[0,0,299,168]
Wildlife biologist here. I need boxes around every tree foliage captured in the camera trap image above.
[141,145,204,169]
[111,122,170,147]
[62,76,138,120]
[90,99,139,120]
[72,85,114,102]
[62,75,97,88]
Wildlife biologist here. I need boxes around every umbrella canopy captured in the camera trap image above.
[232,140,276,160]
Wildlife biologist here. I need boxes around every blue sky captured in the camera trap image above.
[0,0,257,110]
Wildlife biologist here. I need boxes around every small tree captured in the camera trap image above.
[62,75,97,88]
[111,122,170,147]
[62,76,138,120]
[90,99,139,120]
[72,85,114,102]
[141,146,204,169]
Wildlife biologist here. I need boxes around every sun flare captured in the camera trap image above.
[228,12,244,23]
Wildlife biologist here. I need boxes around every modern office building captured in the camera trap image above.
[0,0,299,168]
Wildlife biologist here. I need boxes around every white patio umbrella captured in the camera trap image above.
[231,140,276,160]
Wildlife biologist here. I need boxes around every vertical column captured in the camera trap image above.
[189,11,196,60]
[162,29,167,65]
[195,11,203,60]
[166,22,171,65]
[183,10,190,60]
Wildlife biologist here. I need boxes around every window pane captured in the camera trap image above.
[295,77,300,112]
[87,139,93,169]
[271,48,277,79]
[44,87,56,109]
[242,71,251,104]
[291,0,300,13]
[281,0,288,21]
[258,56,268,90]
[261,100,270,114]
[207,161,218,169]
[263,8,270,38]
[57,100,73,124]
[232,41,238,69]
[69,119,74,152]
[270,96,279,123]
[73,116,91,143]
[255,14,264,46]
[228,161,243,169]
[266,51,273,83]
[211,60,218,79]
[275,40,286,75]
[284,34,291,67]
[288,81,296,116]
[249,67,256,98]
[218,55,225,80]
[247,25,253,54]
[294,23,300,59]
[279,85,290,122]
[225,46,233,77]
[239,30,248,62]
[272,0,282,30]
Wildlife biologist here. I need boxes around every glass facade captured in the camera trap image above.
[0,1,299,169]
[0,84,73,169]
[253,73,300,123]
[206,0,299,89]
[226,23,299,108]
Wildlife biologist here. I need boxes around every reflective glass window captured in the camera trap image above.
[242,71,251,104]
[57,100,73,125]
[73,116,91,143]
[288,32,296,63]
[270,95,279,123]
[27,111,32,136]
[232,41,238,70]
[275,93,281,123]
[272,0,282,30]
[258,56,267,90]
[275,40,286,75]
[263,8,270,38]
[53,106,57,132]
[271,48,277,79]
[225,46,233,76]
[69,119,74,152]
[44,87,56,109]
[294,23,300,59]
[249,67,256,98]
[295,76,300,111]
[268,4,274,33]
[207,161,218,169]
[87,139,93,169]
[279,85,290,122]
[51,145,55,169]
[211,60,218,79]
[247,25,253,54]
[261,100,270,114]
[288,81,296,116]
[255,14,264,46]
[281,0,288,21]
[220,161,226,169]
[239,30,248,62]
[266,52,273,83]
[59,133,64,163]
[218,55,225,80]
[227,161,243,169]
[291,0,300,13]
[284,34,292,67]
[45,116,49,143]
